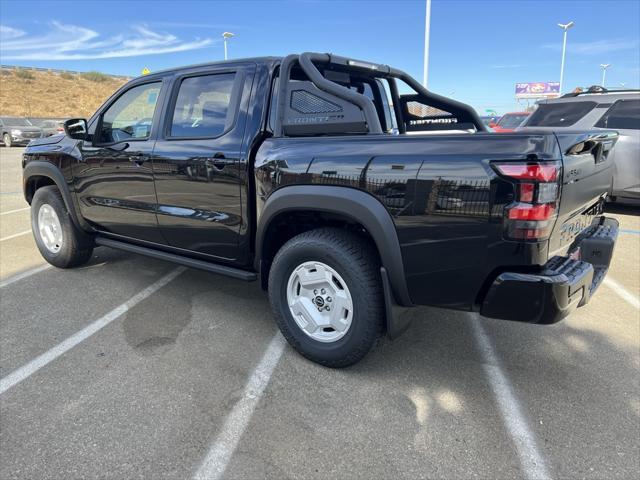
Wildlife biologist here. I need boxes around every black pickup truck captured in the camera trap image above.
[23,52,619,367]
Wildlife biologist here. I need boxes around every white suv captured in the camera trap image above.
[519,88,640,204]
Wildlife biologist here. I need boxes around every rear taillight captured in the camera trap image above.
[493,161,561,241]
[495,163,558,182]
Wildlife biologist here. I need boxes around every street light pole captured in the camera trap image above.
[222,32,235,60]
[557,21,574,94]
[423,0,431,88]
[600,64,611,87]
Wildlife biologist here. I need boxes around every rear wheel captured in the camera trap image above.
[3,134,12,147]
[268,228,384,368]
[31,186,94,268]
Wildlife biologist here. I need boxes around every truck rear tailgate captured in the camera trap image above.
[548,131,618,255]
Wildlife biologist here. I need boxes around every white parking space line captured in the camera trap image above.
[0,207,30,216]
[0,230,31,242]
[470,315,552,480]
[603,277,640,310]
[0,264,51,288]
[0,267,185,395]
[193,333,286,480]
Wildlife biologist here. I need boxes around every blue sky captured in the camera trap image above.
[1,0,639,114]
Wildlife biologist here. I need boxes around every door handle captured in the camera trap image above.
[211,153,226,170]
[128,153,148,166]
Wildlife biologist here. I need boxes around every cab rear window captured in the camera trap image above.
[527,101,596,127]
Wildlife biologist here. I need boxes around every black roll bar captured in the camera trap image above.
[388,66,487,132]
[298,53,383,134]
[274,52,487,137]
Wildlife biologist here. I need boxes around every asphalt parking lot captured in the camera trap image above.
[1,147,639,479]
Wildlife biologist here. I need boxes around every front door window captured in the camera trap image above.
[98,82,161,144]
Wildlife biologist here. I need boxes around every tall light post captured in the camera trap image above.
[423,0,432,88]
[557,21,574,94]
[222,32,235,60]
[600,63,611,87]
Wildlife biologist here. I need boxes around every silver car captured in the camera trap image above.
[519,88,640,204]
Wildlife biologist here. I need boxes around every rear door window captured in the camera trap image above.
[526,101,596,127]
[169,73,236,138]
[595,99,640,130]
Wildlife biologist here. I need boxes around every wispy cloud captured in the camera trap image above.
[490,64,526,69]
[542,38,639,55]
[0,25,25,40]
[0,21,215,60]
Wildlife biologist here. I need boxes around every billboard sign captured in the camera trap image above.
[515,82,560,98]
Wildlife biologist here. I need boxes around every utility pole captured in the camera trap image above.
[423,0,431,88]
[222,32,235,60]
[600,64,611,87]
[557,21,574,94]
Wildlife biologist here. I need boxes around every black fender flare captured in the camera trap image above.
[256,185,413,307]
[23,161,94,233]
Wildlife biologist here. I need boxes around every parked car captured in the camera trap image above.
[27,118,66,137]
[0,117,44,146]
[481,115,500,127]
[491,112,530,132]
[22,53,619,367]
[520,87,639,204]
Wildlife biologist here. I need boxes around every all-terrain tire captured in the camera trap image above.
[30,185,94,268]
[268,228,384,368]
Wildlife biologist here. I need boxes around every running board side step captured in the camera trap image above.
[95,237,257,281]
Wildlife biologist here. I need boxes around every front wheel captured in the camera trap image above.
[3,133,12,147]
[30,186,94,268]
[268,228,384,368]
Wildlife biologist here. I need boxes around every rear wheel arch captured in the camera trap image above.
[256,185,412,306]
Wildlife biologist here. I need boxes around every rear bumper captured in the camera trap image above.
[480,216,619,324]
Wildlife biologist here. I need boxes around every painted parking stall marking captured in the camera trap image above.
[193,333,286,480]
[0,206,30,216]
[0,267,185,395]
[470,314,552,480]
[603,276,640,310]
[0,263,51,288]
[0,230,31,242]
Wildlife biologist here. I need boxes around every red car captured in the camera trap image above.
[491,112,530,132]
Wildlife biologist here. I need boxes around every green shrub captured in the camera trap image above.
[60,72,75,80]
[80,71,110,83]
[14,69,35,80]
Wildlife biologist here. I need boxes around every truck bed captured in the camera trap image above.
[256,129,616,310]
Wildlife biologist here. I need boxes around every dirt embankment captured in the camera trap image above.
[0,68,127,118]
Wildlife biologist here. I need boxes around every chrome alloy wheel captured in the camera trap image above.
[37,203,63,253]
[286,261,354,343]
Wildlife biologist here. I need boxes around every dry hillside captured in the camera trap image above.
[0,68,127,118]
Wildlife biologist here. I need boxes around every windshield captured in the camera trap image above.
[497,114,529,128]
[0,117,33,127]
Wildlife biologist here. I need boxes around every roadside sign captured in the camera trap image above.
[141,67,151,75]
[515,82,560,99]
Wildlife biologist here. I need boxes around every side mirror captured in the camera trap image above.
[63,118,88,140]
